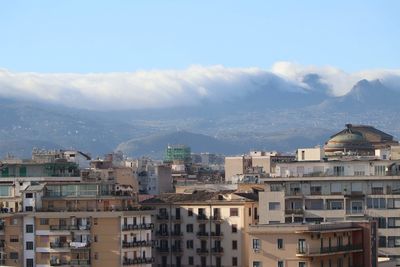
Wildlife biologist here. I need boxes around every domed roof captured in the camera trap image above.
[324,126,373,153]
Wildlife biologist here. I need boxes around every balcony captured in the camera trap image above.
[285,209,304,215]
[211,247,224,255]
[156,247,170,253]
[197,214,208,222]
[50,259,70,266]
[210,232,223,239]
[196,231,209,238]
[156,214,169,221]
[49,225,70,231]
[123,257,155,265]
[196,248,209,255]
[171,245,183,253]
[50,242,70,249]
[122,223,154,231]
[70,224,91,231]
[211,215,223,223]
[122,240,153,248]
[70,241,91,250]
[155,231,169,237]
[171,215,182,222]
[170,231,183,237]
[70,259,90,266]
[296,244,363,257]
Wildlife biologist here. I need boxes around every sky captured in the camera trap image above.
[1,0,399,73]
[0,1,399,110]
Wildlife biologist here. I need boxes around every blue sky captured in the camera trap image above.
[0,0,399,73]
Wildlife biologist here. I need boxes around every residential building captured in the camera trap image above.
[141,190,259,267]
[248,221,377,267]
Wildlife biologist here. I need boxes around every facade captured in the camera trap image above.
[141,190,259,267]
[225,152,295,183]
[164,145,191,164]
[248,221,377,267]
[259,157,400,265]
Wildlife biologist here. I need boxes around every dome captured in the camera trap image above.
[324,127,374,155]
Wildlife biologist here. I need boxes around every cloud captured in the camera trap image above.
[0,63,399,110]
[271,61,400,96]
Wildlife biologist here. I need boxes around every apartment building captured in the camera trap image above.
[248,221,377,267]
[258,157,400,266]
[0,181,154,267]
[141,190,259,267]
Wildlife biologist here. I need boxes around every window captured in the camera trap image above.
[388,218,400,228]
[25,206,33,212]
[387,198,400,209]
[330,201,343,210]
[231,224,238,233]
[9,252,18,259]
[26,241,34,250]
[188,208,193,217]
[188,256,194,265]
[186,224,193,233]
[253,261,262,267]
[230,208,239,216]
[379,236,387,247]
[186,240,193,249]
[232,257,238,266]
[269,202,281,210]
[10,235,19,242]
[367,198,386,209]
[94,252,98,260]
[351,182,362,193]
[278,261,284,267]
[253,239,261,250]
[11,218,18,225]
[333,166,344,176]
[26,259,34,267]
[374,165,386,176]
[40,218,49,225]
[299,262,306,267]
[94,218,98,225]
[232,240,237,250]
[376,217,386,228]
[351,201,363,214]
[331,183,342,194]
[25,193,33,198]
[26,224,33,233]
[310,185,322,195]
[94,235,98,242]
[277,238,283,249]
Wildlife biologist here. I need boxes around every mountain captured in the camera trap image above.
[317,79,400,112]
[0,78,398,158]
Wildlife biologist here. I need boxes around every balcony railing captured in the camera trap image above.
[210,232,223,238]
[69,241,91,249]
[155,231,169,237]
[156,214,169,220]
[211,247,224,254]
[122,240,153,248]
[50,260,70,266]
[123,257,155,265]
[285,209,304,215]
[196,248,209,254]
[122,223,154,231]
[212,215,223,222]
[156,247,170,253]
[297,244,363,256]
[171,246,183,253]
[70,259,90,265]
[197,214,208,221]
[196,231,209,237]
[171,230,183,236]
[50,242,70,248]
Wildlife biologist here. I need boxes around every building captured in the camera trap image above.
[258,157,400,265]
[248,221,377,267]
[164,145,191,164]
[324,124,399,157]
[225,152,295,183]
[141,190,259,267]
